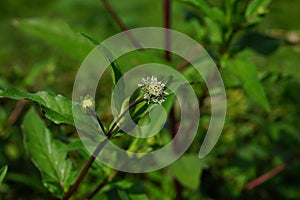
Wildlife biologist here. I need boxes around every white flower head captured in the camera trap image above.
[138,76,169,104]
[80,95,95,111]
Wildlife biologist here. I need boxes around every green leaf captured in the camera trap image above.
[244,0,271,26]
[231,33,283,56]
[79,32,100,45]
[5,172,46,192]
[22,107,76,197]
[204,17,223,44]
[222,58,271,111]
[0,88,73,125]
[177,0,225,24]
[99,45,123,86]
[0,77,11,89]
[0,106,7,131]
[0,165,8,185]
[100,180,149,200]
[13,18,93,60]
[169,154,208,190]
[0,88,103,137]
[245,0,271,19]
[79,32,125,112]
[129,194,149,200]
[117,189,130,200]
[79,32,123,86]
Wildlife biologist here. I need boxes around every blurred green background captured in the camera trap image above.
[0,0,300,199]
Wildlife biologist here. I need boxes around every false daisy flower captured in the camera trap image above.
[138,76,169,104]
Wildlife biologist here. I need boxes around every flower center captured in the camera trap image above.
[146,84,164,97]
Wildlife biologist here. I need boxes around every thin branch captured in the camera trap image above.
[245,155,300,190]
[62,138,109,200]
[245,163,287,190]
[108,99,144,136]
[177,46,202,72]
[87,108,106,134]
[100,0,143,49]
[7,99,27,127]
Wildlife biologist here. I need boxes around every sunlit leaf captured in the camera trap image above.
[245,0,271,19]
[0,165,8,185]
[222,57,271,111]
[204,17,223,44]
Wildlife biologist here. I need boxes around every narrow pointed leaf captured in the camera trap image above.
[222,58,270,111]
[0,165,8,185]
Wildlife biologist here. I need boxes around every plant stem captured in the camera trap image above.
[7,99,27,127]
[62,99,144,200]
[88,108,106,134]
[163,0,172,61]
[163,1,183,199]
[100,0,143,49]
[220,0,251,57]
[245,155,300,190]
[62,138,110,200]
[100,0,127,32]
[177,46,202,72]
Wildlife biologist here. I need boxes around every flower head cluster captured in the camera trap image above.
[138,76,169,104]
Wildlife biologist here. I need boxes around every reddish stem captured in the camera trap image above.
[163,0,172,61]
[245,155,300,190]
[7,99,27,127]
[100,0,142,49]
[62,138,109,200]
[245,163,287,190]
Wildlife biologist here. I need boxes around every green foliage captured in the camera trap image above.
[222,57,270,111]
[169,154,208,190]
[0,87,102,137]
[0,0,299,199]
[96,180,149,200]
[0,88,73,126]
[0,165,8,185]
[0,107,7,131]
[14,18,93,60]
[22,107,76,197]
